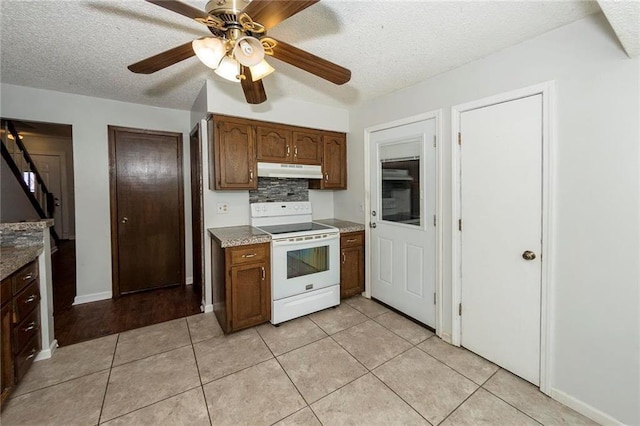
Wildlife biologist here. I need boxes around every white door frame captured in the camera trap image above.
[364,110,443,335]
[451,81,556,394]
[29,150,69,239]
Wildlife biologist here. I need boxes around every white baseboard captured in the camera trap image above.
[35,339,58,361]
[204,304,214,313]
[73,291,112,305]
[550,388,622,426]
[186,276,193,285]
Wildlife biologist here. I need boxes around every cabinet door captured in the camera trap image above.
[211,117,257,189]
[256,126,292,163]
[292,132,322,165]
[341,246,364,298]
[230,262,270,331]
[322,133,347,189]
[1,302,14,406]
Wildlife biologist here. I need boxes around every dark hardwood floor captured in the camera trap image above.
[52,240,201,347]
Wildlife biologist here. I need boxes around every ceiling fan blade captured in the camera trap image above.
[144,0,208,20]
[240,66,268,104]
[267,38,351,85]
[128,42,195,74]
[242,0,319,30]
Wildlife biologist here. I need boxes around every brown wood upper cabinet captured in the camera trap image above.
[255,126,323,165]
[310,132,347,190]
[209,115,257,190]
[209,114,345,190]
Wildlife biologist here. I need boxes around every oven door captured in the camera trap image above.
[271,233,340,300]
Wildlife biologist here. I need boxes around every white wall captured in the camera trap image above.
[1,84,193,302]
[341,14,639,425]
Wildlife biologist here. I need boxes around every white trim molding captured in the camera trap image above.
[186,276,194,285]
[551,388,623,426]
[450,81,556,395]
[35,339,58,361]
[73,291,112,305]
[363,109,443,335]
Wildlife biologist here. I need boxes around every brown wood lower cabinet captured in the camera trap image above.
[1,260,41,409]
[340,231,365,299]
[211,241,271,333]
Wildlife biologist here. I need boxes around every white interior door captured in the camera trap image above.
[370,119,436,327]
[459,94,542,385]
[31,154,63,238]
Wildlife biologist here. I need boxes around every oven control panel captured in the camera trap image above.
[251,202,312,218]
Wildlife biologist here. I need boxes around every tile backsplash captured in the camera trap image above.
[249,178,309,203]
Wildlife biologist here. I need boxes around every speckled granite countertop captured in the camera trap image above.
[316,219,365,233]
[208,226,271,248]
[0,220,51,280]
[1,245,42,281]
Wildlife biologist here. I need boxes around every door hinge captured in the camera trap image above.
[458,132,462,145]
[433,292,436,305]
[458,219,462,231]
[458,303,462,316]
[433,135,436,148]
[433,215,436,227]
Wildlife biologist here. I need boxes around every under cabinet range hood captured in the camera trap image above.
[257,162,323,179]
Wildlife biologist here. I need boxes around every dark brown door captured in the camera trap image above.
[323,133,347,189]
[190,124,204,298]
[109,126,185,296]
[211,117,257,190]
[230,261,270,331]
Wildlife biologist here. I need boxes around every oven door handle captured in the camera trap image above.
[271,233,339,247]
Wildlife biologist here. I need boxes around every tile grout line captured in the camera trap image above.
[97,333,120,425]
[185,317,214,426]
[480,378,545,425]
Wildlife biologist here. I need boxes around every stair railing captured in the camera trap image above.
[1,119,60,242]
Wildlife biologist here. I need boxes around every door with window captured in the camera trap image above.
[369,118,436,327]
[108,126,185,296]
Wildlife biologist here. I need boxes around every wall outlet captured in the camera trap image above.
[217,203,229,214]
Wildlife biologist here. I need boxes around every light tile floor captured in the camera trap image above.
[1,296,598,425]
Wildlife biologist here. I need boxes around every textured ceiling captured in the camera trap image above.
[1,0,602,111]
[597,0,640,58]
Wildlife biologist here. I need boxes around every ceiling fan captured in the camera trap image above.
[128,0,351,105]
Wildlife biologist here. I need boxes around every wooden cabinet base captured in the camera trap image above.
[340,231,365,299]
[211,241,271,333]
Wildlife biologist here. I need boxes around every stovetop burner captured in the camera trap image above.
[257,222,334,236]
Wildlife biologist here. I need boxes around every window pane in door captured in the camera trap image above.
[287,245,329,278]
[380,159,421,226]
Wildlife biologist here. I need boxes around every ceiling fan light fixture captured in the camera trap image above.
[233,36,265,67]
[192,37,226,69]
[249,60,275,82]
[215,56,242,82]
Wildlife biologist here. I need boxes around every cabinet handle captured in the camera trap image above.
[23,321,37,332]
[24,295,37,304]
[324,172,329,182]
[294,146,298,157]
[346,239,357,243]
[26,348,37,360]
[242,253,257,258]
[23,274,33,281]
[249,169,254,181]
[287,146,290,156]
[261,267,265,280]
[342,252,346,264]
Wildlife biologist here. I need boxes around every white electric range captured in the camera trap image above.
[251,202,340,324]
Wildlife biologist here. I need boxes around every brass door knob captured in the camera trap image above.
[522,250,536,261]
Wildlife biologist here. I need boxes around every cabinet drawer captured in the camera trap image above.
[341,232,364,248]
[229,244,269,265]
[1,277,11,306]
[15,334,40,382]
[13,261,38,295]
[13,280,40,324]
[13,308,40,353]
